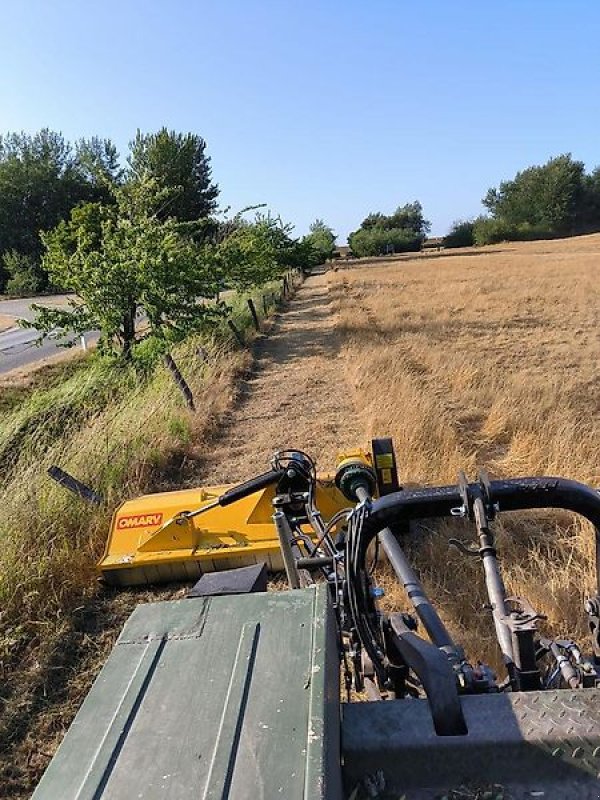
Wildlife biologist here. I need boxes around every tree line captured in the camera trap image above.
[346,153,600,255]
[0,127,337,359]
[445,154,600,247]
[4,130,599,337]
[347,202,430,257]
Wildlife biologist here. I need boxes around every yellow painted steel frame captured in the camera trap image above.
[98,479,350,587]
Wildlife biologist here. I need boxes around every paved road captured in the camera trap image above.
[0,294,76,321]
[0,290,227,375]
[0,294,95,374]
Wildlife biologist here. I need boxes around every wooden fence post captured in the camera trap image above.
[227,319,245,347]
[247,298,260,331]
[262,294,268,316]
[47,465,104,506]
[163,353,195,410]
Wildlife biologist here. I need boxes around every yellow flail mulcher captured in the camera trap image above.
[98,447,388,587]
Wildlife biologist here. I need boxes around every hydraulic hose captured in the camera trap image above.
[354,486,461,658]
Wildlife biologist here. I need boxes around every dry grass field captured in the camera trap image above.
[6,238,600,795]
[329,233,600,670]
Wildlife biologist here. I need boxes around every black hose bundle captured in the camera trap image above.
[344,500,387,680]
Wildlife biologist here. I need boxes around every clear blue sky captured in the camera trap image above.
[2,1,600,240]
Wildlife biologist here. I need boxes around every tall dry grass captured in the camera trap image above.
[0,284,285,797]
[329,234,600,671]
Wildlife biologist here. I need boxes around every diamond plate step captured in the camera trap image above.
[342,689,600,799]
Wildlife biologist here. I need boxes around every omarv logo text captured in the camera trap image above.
[117,512,163,530]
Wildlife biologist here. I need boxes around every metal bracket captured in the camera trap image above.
[456,470,498,523]
[499,596,543,690]
[387,613,467,736]
[585,596,600,663]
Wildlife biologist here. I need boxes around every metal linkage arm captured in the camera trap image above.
[362,477,600,592]
[387,614,468,736]
[378,527,461,657]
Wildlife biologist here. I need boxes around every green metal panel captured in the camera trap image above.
[33,585,342,800]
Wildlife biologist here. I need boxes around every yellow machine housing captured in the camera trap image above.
[98,457,375,587]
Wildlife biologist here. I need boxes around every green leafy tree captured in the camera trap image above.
[0,129,120,291]
[472,216,556,245]
[218,214,291,291]
[2,250,46,296]
[579,167,600,231]
[280,237,319,274]
[348,201,429,256]
[74,136,123,197]
[443,219,475,248]
[383,202,431,236]
[360,212,386,230]
[482,154,588,236]
[27,180,223,358]
[127,128,219,222]
[348,227,422,257]
[302,219,336,264]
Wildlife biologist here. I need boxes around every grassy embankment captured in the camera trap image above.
[0,279,294,796]
[330,234,600,672]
